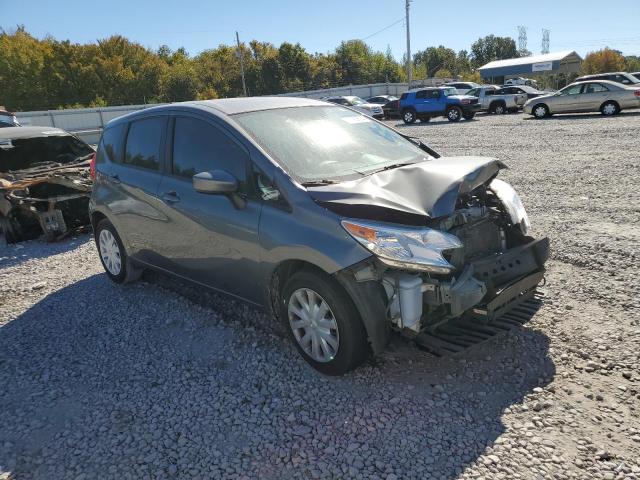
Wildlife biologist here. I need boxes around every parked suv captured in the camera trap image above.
[90,97,548,374]
[574,72,639,86]
[399,87,480,123]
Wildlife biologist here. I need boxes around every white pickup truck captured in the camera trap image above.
[465,85,527,114]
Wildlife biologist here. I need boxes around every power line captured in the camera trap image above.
[360,17,405,41]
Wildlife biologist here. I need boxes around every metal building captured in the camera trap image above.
[478,50,583,85]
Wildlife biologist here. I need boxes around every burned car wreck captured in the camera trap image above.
[0,127,94,243]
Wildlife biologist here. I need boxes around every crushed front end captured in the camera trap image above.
[339,175,548,354]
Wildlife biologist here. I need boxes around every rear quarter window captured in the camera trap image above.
[96,123,126,164]
[400,93,408,100]
[124,117,165,171]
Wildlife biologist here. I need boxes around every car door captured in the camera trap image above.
[553,84,585,112]
[102,115,170,266]
[582,83,610,111]
[154,113,263,303]
[421,90,443,114]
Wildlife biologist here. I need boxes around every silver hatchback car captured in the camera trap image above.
[524,80,640,118]
[90,97,548,374]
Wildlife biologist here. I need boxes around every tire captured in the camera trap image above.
[491,102,506,114]
[532,104,549,119]
[600,101,619,116]
[402,109,417,124]
[446,106,462,122]
[463,112,475,120]
[95,219,142,284]
[280,270,368,375]
[0,214,21,244]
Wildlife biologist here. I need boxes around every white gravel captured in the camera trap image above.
[1,111,639,479]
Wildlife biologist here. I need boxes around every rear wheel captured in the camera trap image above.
[601,101,619,116]
[280,271,368,375]
[532,104,549,119]
[95,219,142,284]
[446,106,462,122]
[402,109,417,124]
[491,102,506,114]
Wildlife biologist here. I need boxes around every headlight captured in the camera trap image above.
[490,178,531,235]
[341,220,462,274]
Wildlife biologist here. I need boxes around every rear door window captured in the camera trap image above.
[171,116,248,191]
[124,117,164,171]
[586,83,609,93]
[415,90,428,99]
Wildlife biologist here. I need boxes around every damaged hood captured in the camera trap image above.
[307,156,504,222]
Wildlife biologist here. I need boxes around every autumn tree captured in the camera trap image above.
[581,48,627,74]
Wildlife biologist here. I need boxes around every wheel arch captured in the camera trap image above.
[268,258,388,355]
[600,100,620,113]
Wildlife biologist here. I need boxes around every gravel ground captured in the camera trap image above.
[1,111,639,480]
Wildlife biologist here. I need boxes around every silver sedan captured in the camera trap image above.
[524,80,640,118]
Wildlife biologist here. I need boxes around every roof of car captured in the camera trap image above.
[567,79,625,88]
[0,126,70,140]
[577,72,632,78]
[106,96,333,127]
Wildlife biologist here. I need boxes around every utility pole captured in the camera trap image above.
[236,31,248,97]
[405,0,412,89]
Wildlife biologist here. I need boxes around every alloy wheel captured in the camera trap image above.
[403,111,415,123]
[602,103,617,115]
[288,288,339,363]
[448,108,460,121]
[99,229,122,276]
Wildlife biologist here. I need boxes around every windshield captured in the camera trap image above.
[234,106,433,183]
[348,97,367,105]
[0,134,93,173]
[0,115,19,127]
[442,88,458,96]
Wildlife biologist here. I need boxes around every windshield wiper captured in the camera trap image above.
[302,179,337,186]
[367,162,415,175]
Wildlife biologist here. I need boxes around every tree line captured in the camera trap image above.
[1,26,638,112]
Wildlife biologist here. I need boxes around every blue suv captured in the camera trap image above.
[399,87,480,123]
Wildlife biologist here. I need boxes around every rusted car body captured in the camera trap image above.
[0,127,94,243]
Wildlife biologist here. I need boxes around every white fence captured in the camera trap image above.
[14,80,454,144]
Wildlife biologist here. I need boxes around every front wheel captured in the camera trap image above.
[280,271,368,375]
[601,101,619,116]
[447,106,462,122]
[402,109,417,124]
[532,104,549,119]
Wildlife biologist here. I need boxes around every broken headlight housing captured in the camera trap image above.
[342,220,462,274]
[489,178,531,235]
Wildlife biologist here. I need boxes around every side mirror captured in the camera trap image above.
[193,170,238,194]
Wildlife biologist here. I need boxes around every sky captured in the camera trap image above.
[1,0,639,59]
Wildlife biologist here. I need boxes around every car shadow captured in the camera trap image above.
[523,110,640,121]
[0,271,555,479]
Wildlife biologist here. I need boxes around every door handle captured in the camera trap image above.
[161,191,180,204]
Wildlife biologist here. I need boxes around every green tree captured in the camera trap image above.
[470,35,519,68]
[413,46,456,77]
